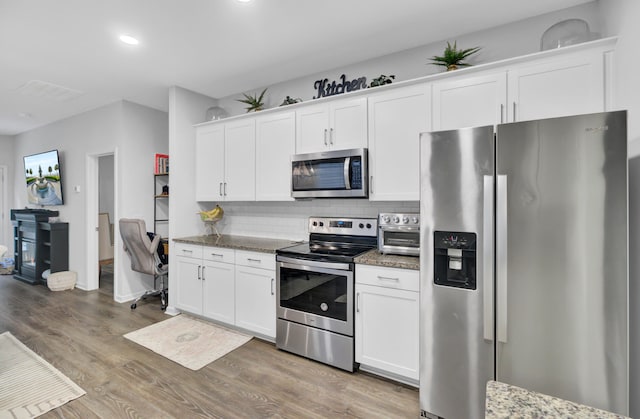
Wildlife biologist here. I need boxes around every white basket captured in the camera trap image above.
[47,271,77,291]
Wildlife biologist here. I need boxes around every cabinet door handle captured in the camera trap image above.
[202,266,206,280]
[224,182,227,196]
[219,182,223,196]
[323,128,328,146]
[369,176,374,194]
[500,104,504,124]
[197,265,201,280]
[329,127,334,145]
[512,102,517,122]
[271,278,275,296]
[356,292,360,313]
[377,275,400,281]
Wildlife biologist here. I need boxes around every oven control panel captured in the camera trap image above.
[308,217,378,236]
[379,212,420,226]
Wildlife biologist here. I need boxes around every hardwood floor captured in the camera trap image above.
[0,274,419,418]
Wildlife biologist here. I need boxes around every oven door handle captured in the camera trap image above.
[277,257,351,272]
[379,225,420,232]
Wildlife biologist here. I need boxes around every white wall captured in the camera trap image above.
[0,135,14,253]
[217,2,602,117]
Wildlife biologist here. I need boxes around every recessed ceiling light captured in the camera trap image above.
[119,35,139,45]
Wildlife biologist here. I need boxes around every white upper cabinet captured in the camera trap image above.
[224,119,256,201]
[255,111,295,201]
[368,83,430,201]
[432,42,610,130]
[195,124,225,202]
[295,97,367,154]
[432,71,508,130]
[507,48,606,122]
[195,119,255,201]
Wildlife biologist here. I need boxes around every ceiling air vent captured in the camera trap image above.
[17,80,84,101]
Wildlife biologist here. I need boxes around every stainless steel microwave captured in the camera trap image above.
[291,148,368,199]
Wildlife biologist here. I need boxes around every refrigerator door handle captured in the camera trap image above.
[496,174,508,343]
[483,175,494,341]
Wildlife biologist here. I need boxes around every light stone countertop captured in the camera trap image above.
[173,234,300,254]
[485,381,629,419]
[354,249,419,270]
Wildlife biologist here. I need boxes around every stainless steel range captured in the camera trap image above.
[276,216,378,371]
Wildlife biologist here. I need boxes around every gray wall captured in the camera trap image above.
[0,135,14,253]
[217,2,602,118]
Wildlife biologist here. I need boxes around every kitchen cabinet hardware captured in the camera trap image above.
[377,275,400,281]
[197,265,201,280]
[271,278,275,295]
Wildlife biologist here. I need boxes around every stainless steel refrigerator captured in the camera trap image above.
[419,111,628,419]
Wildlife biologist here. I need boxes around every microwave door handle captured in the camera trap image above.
[344,157,351,189]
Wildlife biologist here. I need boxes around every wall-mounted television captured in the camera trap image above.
[24,149,64,205]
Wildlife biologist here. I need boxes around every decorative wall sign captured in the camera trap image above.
[313,74,367,99]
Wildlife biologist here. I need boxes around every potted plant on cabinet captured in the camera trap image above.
[237,88,267,112]
[430,41,481,71]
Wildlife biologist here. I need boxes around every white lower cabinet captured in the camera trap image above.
[235,250,276,339]
[175,243,235,323]
[355,264,420,384]
[174,243,276,340]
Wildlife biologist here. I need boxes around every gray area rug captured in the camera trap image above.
[124,314,252,371]
[0,331,86,418]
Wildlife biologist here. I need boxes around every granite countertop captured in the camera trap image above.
[173,234,300,254]
[485,381,629,419]
[354,249,419,270]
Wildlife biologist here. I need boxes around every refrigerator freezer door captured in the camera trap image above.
[419,126,495,419]
[495,111,628,415]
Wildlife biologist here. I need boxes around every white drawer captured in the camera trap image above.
[356,264,419,292]
[174,243,203,260]
[235,250,276,270]
[202,246,235,264]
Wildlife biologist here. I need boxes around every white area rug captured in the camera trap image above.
[124,315,252,371]
[0,332,86,418]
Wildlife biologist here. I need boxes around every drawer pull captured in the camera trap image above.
[210,253,224,257]
[182,249,193,253]
[247,258,261,263]
[377,275,400,281]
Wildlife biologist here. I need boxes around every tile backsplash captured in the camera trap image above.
[206,200,419,241]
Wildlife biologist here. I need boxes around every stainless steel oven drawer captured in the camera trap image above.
[276,319,356,372]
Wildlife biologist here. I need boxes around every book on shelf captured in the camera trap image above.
[154,153,169,174]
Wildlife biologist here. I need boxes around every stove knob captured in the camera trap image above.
[319,221,324,227]
[381,215,390,223]
[402,216,409,224]
[366,223,372,229]
[392,216,400,224]
[312,221,318,227]
[359,223,364,229]
[412,216,419,224]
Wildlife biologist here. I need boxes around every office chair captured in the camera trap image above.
[119,218,168,310]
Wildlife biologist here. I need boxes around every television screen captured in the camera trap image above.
[24,149,64,205]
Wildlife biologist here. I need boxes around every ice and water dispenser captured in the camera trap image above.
[434,231,477,290]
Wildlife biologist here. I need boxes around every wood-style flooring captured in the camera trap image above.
[0,274,419,418]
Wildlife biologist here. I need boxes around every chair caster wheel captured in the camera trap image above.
[131,303,137,309]
[161,305,167,311]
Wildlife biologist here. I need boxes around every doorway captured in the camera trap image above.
[85,150,117,295]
